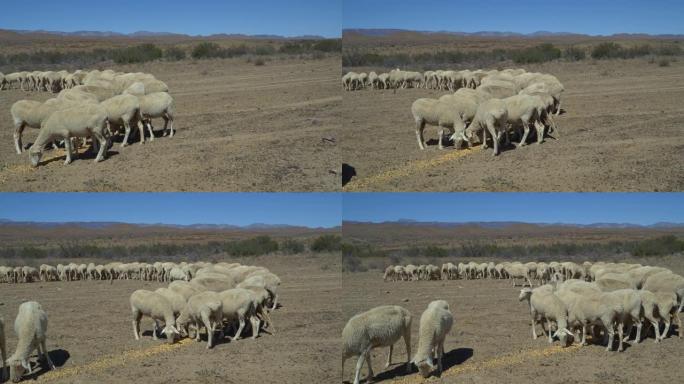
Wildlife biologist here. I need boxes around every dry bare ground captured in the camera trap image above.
[0,56,340,191]
[341,59,684,191]
[0,253,341,384]
[342,256,684,384]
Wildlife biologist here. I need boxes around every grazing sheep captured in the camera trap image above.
[411,98,467,150]
[28,104,110,167]
[10,99,77,154]
[502,94,546,147]
[125,89,176,139]
[130,290,179,344]
[7,302,55,382]
[642,272,684,338]
[154,288,187,315]
[235,284,275,332]
[519,287,573,345]
[383,266,395,282]
[100,94,143,146]
[176,291,223,349]
[240,272,281,310]
[461,99,509,156]
[637,290,677,342]
[169,280,206,301]
[556,289,624,351]
[342,305,412,384]
[412,300,453,378]
[217,288,260,340]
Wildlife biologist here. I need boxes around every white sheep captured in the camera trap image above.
[412,300,453,378]
[519,287,573,345]
[176,291,223,349]
[460,98,509,156]
[154,288,187,315]
[100,94,143,146]
[637,290,677,342]
[342,305,412,384]
[642,272,684,338]
[217,288,260,340]
[28,104,110,167]
[130,290,179,344]
[235,284,275,333]
[411,98,467,150]
[556,289,623,351]
[127,90,176,139]
[6,302,55,382]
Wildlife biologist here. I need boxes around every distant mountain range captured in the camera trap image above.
[344,220,684,229]
[0,219,334,230]
[5,29,329,40]
[344,28,684,39]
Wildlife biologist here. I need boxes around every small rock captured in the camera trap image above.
[402,298,409,302]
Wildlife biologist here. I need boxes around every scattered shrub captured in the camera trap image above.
[191,42,224,59]
[254,58,265,66]
[512,43,561,64]
[659,58,671,67]
[111,43,162,64]
[281,239,305,254]
[563,46,586,61]
[591,42,624,59]
[311,235,342,252]
[163,47,186,61]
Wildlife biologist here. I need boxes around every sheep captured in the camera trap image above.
[411,98,467,150]
[519,287,573,345]
[100,94,143,146]
[11,99,74,154]
[168,266,190,282]
[368,72,379,89]
[378,73,390,89]
[1,316,6,381]
[217,288,260,340]
[7,302,55,382]
[126,90,176,139]
[637,290,677,342]
[28,104,110,167]
[384,266,396,282]
[504,263,532,287]
[154,288,187,316]
[642,272,684,338]
[176,291,223,349]
[235,284,276,332]
[412,300,453,378]
[556,289,624,351]
[240,272,281,310]
[459,98,509,156]
[501,94,547,147]
[130,290,180,344]
[169,280,206,301]
[342,305,412,384]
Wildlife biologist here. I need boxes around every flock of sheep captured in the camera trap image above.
[368,260,683,381]
[342,68,564,155]
[0,260,280,382]
[3,69,175,167]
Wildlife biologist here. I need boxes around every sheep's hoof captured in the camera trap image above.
[64,159,72,165]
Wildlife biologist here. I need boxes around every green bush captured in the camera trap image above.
[512,44,561,64]
[313,39,342,52]
[659,58,671,67]
[281,239,305,254]
[632,235,684,256]
[163,47,186,61]
[311,235,342,252]
[225,235,279,256]
[424,246,448,258]
[112,44,163,64]
[254,58,265,66]
[192,42,224,59]
[255,45,276,55]
[591,42,623,59]
[564,46,586,61]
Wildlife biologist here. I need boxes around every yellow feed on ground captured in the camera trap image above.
[344,146,482,191]
[39,338,194,382]
[388,344,580,383]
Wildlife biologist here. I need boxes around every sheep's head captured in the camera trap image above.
[28,146,43,168]
[552,328,573,347]
[518,288,533,302]
[414,357,434,378]
[161,324,180,344]
[7,357,31,382]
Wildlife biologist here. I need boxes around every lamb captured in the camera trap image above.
[217,288,260,340]
[459,98,509,156]
[28,104,110,167]
[130,290,180,344]
[412,300,453,378]
[411,98,467,150]
[519,287,573,345]
[6,302,55,382]
[342,305,412,384]
[100,94,143,146]
[176,291,223,349]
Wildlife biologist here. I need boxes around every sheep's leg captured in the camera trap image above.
[270,294,278,311]
[365,352,374,379]
[165,113,175,137]
[581,324,588,345]
[517,121,530,147]
[13,122,25,154]
[121,120,131,147]
[415,120,426,150]
[531,315,538,339]
[547,318,554,343]
[41,339,55,370]
[438,341,444,375]
[132,313,142,340]
[606,325,615,352]
[146,121,155,141]
[93,132,107,162]
[194,321,201,341]
[162,116,169,137]
[555,99,562,116]
[634,320,642,343]
[534,120,545,144]
[352,350,368,384]
[482,124,489,149]
[404,333,412,374]
[250,316,260,339]
[201,314,213,348]
[438,128,445,150]
[385,344,393,368]
[153,320,159,340]
[489,123,499,156]
[63,136,73,165]
[232,317,245,341]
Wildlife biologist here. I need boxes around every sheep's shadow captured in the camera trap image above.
[32,146,120,167]
[342,163,356,186]
[21,349,70,381]
[372,347,474,382]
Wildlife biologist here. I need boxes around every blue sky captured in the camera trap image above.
[343,193,684,225]
[0,193,341,228]
[1,0,341,38]
[343,0,684,35]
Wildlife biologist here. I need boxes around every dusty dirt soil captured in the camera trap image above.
[0,253,341,383]
[0,56,340,191]
[342,266,684,384]
[341,59,684,191]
